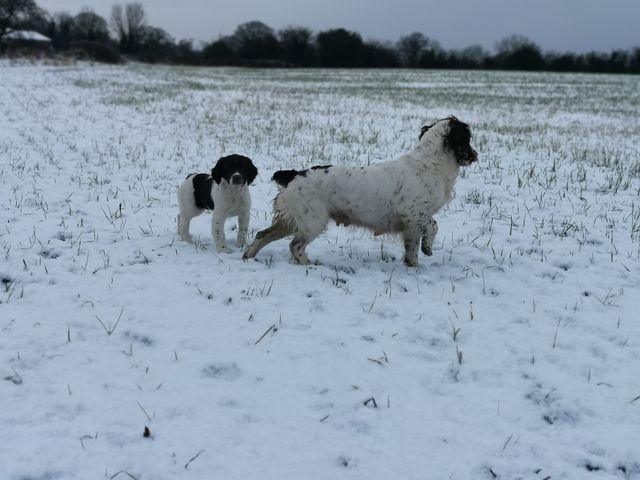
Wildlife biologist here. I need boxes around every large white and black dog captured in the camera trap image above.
[178,154,258,252]
[243,117,477,266]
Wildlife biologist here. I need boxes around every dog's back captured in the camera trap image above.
[272,165,333,188]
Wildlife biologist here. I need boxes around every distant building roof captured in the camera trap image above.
[4,30,51,42]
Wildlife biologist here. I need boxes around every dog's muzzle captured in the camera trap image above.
[231,173,244,185]
[457,147,478,166]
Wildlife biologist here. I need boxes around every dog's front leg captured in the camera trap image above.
[212,212,231,253]
[236,209,249,248]
[243,221,290,260]
[403,226,421,267]
[420,217,438,256]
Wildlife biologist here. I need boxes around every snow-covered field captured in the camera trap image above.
[1,63,640,480]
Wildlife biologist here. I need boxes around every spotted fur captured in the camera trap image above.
[177,154,258,252]
[243,117,477,266]
[272,165,333,188]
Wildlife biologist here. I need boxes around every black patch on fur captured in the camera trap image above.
[272,165,332,188]
[443,116,477,165]
[211,154,258,185]
[192,173,215,210]
[420,117,478,165]
[310,165,332,172]
[299,164,333,177]
[272,169,300,187]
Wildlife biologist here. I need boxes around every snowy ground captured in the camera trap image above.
[1,63,640,480]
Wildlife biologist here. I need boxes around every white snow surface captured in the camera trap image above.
[3,30,52,42]
[1,64,640,480]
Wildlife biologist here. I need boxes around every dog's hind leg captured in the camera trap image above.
[178,212,196,243]
[420,217,438,256]
[289,235,311,265]
[288,204,328,264]
[243,221,291,259]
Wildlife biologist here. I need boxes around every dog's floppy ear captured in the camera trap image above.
[211,160,223,184]
[442,116,477,165]
[246,162,258,185]
[443,116,470,152]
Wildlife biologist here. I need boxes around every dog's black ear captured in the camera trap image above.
[246,162,258,185]
[443,116,477,165]
[443,117,470,152]
[211,161,223,184]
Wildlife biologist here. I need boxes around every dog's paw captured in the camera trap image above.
[403,257,420,267]
[290,255,311,265]
[243,244,256,259]
[216,245,232,254]
[421,245,433,256]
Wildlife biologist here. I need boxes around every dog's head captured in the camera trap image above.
[211,154,258,186]
[420,117,478,166]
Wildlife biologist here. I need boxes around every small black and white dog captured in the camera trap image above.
[177,154,258,252]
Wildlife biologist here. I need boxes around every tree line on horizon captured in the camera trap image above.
[1,0,639,73]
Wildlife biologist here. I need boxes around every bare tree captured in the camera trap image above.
[494,34,544,70]
[74,8,109,42]
[125,2,144,46]
[137,25,175,61]
[495,34,535,55]
[110,2,146,53]
[0,0,39,39]
[458,44,489,67]
[110,4,124,41]
[397,32,427,67]
[232,20,279,60]
[397,32,442,68]
[316,28,364,67]
[202,35,236,65]
[278,26,312,65]
[50,11,75,47]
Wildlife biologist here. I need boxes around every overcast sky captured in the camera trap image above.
[37,0,640,53]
